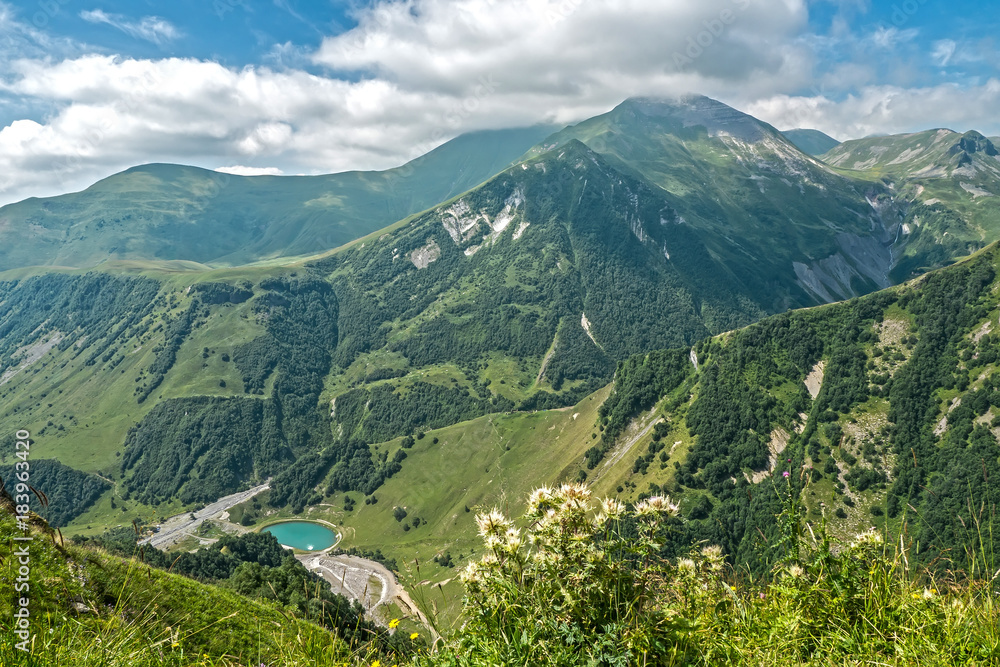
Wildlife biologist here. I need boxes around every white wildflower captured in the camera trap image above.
[636,495,679,517]
[475,509,510,538]
[701,545,724,571]
[503,527,523,552]
[852,529,883,548]
[600,497,626,519]
[527,486,555,511]
[678,558,697,573]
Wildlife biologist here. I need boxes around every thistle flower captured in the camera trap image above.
[677,558,696,572]
[476,509,510,537]
[784,564,805,579]
[701,545,724,571]
[852,529,883,548]
[460,561,482,584]
[503,527,523,552]
[527,486,555,512]
[558,483,591,502]
[600,497,626,519]
[636,495,679,517]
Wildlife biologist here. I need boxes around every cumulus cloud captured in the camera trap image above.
[80,9,179,45]
[871,26,918,50]
[0,0,816,204]
[745,80,1000,140]
[0,0,996,206]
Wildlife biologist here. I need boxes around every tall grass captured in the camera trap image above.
[0,511,406,667]
[4,485,1000,666]
[424,483,1000,666]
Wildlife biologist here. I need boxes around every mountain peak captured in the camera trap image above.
[616,95,772,142]
[953,130,998,157]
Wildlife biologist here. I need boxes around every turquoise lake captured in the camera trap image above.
[262,521,337,551]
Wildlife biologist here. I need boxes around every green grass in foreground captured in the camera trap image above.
[0,511,420,666]
[426,483,1000,666]
[3,482,1000,666]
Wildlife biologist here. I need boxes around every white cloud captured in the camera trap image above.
[313,0,809,95]
[0,0,996,206]
[932,39,956,67]
[745,80,1000,139]
[0,0,816,204]
[80,9,179,45]
[215,165,284,176]
[871,26,918,50]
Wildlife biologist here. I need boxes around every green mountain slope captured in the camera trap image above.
[3,96,998,555]
[781,128,841,156]
[820,130,1000,280]
[0,126,555,272]
[528,96,905,304]
[0,98,946,527]
[307,243,1000,585]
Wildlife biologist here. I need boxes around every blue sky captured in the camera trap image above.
[0,0,998,204]
[36,0,354,69]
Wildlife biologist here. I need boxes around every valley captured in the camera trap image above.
[3,94,1000,665]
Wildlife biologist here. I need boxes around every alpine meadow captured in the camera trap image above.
[3,2,1000,665]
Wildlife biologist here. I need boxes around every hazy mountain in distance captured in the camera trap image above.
[0,126,556,272]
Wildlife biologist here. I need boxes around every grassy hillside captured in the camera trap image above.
[780,128,841,156]
[0,508,409,666]
[3,97,1000,565]
[581,243,1000,572]
[251,243,1000,587]
[0,126,554,272]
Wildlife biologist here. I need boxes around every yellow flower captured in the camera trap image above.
[371,661,380,667]
[388,618,400,629]
[410,632,419,640]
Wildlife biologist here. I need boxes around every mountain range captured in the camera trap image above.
[0,126,554,271]
[1,94,1000,583]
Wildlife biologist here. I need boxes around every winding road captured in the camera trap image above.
[139,482,270,549]
[299,553,435,635]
